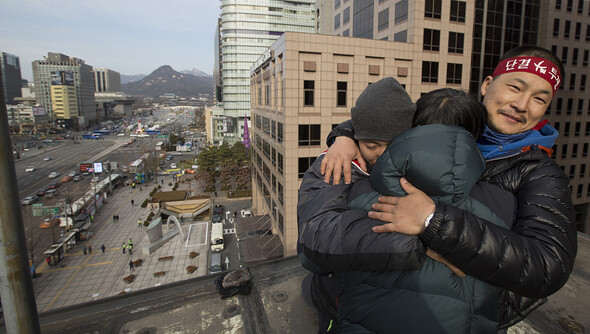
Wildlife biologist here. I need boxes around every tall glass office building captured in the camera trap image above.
[213,0,316,144]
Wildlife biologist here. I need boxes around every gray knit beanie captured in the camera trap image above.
[351,77,415,142]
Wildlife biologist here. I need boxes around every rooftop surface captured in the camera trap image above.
[6,233,587,334]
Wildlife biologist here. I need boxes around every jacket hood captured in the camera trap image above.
[370,124,486,205]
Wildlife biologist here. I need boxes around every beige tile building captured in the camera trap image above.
[537,0,590,232]
[250,28,473,256]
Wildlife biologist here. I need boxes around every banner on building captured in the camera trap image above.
[50,71,74,86]
[32,106,46,116]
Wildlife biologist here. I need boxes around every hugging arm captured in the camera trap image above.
[297,155,425,274]
[419,155,577,299]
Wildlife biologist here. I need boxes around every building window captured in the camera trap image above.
[562,47,568,64]
[577,185,583,198]
[556,0,562,9]
[576,22,582,40]
[555,122,561,133]
[567,0,573,11]
[586,122,590,136]
[395,0,408,23]
[343,7,350,25]
[425,0,442,19]
[304,80,314,106]
[423,29,440,51]
[378,8,389,30]
[278,152,283,174]
[265,83,271,106]
[583,143,588,157]
[271,120,276,140]
[581,75,586,91]
[552,45,558,55]
[580,164,586,177]
[446,63,462,84]
[394,30,407,42]
[277,122,284,143]
[448,32,464,54]
[565,20,571,38]
[579,0,584,13]
[298,124,321,146]
[335,0,341,8]
[579,99,584,114]
[278,182,284,204]
[334,13,340,30]
[564,122,571,136]
[575,123,581,136]
[299,157,317,178]
[554,19,560,37]
[573,48,579,66]
[567,98,573,114]
[570,74,576,90]
[271,147,276,166]
[343,29,350,37]
[569,165,576,178]
[278,212,284,234]
[562,144,568,158]
[337,81,347,106]
[584,50,589,66]
[450,0,466,22]
[586,24,590,41]
[422,61,438,83]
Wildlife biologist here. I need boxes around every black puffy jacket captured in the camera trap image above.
[327,120,578,328]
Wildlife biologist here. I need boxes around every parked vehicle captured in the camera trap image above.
[209,253,224,274]
[210,223,224,252]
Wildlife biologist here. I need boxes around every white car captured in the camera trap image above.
[170,163,177,169]
[48,171,60,178]
[25,166,36,172]
[21,196,38,205]
[43,156,51,161]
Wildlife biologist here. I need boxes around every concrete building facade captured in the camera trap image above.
[212,0,317,145]
[32,53,96,127]
[93,68,121,93]
[250,29,472,256]
[1,52,23,105]
[537,0,590,233]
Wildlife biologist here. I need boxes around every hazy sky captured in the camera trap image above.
[0,0,221,81]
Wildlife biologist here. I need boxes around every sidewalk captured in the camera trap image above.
[32,174,209,312]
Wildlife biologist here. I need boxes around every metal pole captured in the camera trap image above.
[0,63,41,333]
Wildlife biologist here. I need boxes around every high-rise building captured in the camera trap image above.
[536,0,590,232]
[50,71,78,127]
[93,68,121,93]
[250,28,473,256]
[1,52,23,105]
[315,0,334,34]
[32,53,96,127]
[212,0,316,145]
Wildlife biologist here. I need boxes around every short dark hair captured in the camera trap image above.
[413,88,487,139]
[499,45,565,79]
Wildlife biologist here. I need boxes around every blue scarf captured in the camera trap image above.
[477,124,558,161]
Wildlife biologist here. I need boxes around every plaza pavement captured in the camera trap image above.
[33,173,210,312]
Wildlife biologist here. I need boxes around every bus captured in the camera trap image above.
[82,133,102,139]
[210,222,224,252]
[93,129,111,136]
[155,141,164,151]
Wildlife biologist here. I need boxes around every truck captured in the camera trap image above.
[210,222,224,252]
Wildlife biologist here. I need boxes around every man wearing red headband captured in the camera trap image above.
[300,45,577,330]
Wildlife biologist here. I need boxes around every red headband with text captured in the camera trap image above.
[492,56,561,95]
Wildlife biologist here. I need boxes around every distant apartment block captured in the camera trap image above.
[249,29,472,256]
[212,0,317,145]
[315,0,334,34]
[1,52,23,105]
[32,52,96,127]
[93,68,121,93]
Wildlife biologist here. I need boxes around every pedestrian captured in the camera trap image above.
[113,215,116,222]
[214,191,218,197]
[128,244,133,255]
[129,260,134,271]
[161,179,164,184]
[234,211,237,217]
[122,243,126,254]
[88,245,92,254]
[116,215,119,221]
[131,199,134,206]
[138,219,142,227]
[101,244,106,253]
[83,246,87,255]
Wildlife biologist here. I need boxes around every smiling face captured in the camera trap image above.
[358,140,389,166]
[481,71,553,135]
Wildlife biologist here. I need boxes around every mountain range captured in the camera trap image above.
[121,66,212,98]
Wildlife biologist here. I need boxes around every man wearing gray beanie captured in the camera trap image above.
[351,77,416,143]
